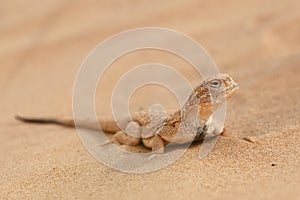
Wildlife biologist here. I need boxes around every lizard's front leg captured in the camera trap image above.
[205,119,236,138]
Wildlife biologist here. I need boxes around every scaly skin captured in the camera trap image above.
[15,74,238,153]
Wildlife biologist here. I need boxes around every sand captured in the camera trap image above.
[1,0,300,199]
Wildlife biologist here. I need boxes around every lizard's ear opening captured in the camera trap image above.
[195,90,201,98]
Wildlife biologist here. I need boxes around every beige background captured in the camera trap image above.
[1,0,300,199]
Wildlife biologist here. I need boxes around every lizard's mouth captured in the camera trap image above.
[222,83,239,95]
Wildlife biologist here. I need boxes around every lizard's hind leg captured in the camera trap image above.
[151,135,165,153]
[111,131,140,146]
[111,121,141,146]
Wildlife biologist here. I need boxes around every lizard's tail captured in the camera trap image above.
[15,114,125,133]
[15,115,75,127]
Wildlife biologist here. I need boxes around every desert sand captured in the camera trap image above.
[1,0,299,199]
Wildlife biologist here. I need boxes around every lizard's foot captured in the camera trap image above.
[111,131,140,146]
[151,135,165,153]
[100,140,112,146]
[220,128,236,138]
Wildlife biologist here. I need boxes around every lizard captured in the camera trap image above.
[15,73,239,153]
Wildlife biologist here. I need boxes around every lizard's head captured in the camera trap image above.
[181,74,238,120]
[195,74,239,106]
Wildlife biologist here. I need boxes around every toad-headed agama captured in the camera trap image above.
[16,74,239,153]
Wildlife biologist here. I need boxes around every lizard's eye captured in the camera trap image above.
[210,80,221,88]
